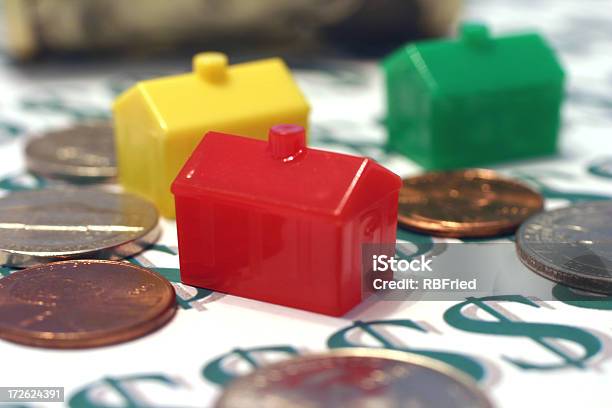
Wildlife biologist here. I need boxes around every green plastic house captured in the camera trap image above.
[382,23,565,169]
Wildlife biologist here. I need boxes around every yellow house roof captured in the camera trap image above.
[114,52,310,135]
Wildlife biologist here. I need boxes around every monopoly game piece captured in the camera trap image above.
[172,125,401,316]
[382,23,564,169]
[113,52,310,217]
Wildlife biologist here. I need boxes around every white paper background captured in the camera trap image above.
[1,0,612,407]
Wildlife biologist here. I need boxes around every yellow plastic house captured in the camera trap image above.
[113,52,310,217]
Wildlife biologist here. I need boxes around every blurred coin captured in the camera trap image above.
[0,188,160,267]
[398,169,543,238]
[25,122,116,182]
[0,260,176,348]
[517,201,612,294]
[214,348,493,408]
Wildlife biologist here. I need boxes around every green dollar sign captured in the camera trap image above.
[396,229,435,258]
[588,158,612,179]
[0,172,47,192]
[313,126,382,157]
[541,186,611,203]
[512,173,611,203]
[21,98,109,121]
[327,319,485,381]
[0,266,15,277]
[127,246,213,310]
[69,374,180,408]
[141,244,178,257]
[202,345,299,386]
[444,295,602,370]
[553,284,612,310]
[0,120,24,141]
[155,267,213,309]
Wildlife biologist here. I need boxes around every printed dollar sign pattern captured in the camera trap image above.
[396,228,436,258]
[0,172,48,192]
[510,171,612,203]
[0,266,13,278]
[202,346,300,386]
[444,295,603,370]
[553,284,612,311]
[588,158,612,179]
[127,245,215,310]
[69,375,181,408]
[327,319,486,381]
[1,1,612,405]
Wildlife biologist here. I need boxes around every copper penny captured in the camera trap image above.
[0,260,176,348]
[398,169,544,238]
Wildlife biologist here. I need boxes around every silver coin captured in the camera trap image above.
[25,122,116,181]
[0,188,160,267]
[517,201,612,294]
[214,349,493,408]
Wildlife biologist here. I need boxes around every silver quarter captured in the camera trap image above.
[25,122,116,181]
[214,348,493,408]
[0,188,160,267]
[517,201,612,294]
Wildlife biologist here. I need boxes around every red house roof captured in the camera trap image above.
[172,125,401,218]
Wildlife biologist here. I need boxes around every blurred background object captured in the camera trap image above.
[2,0,461,60]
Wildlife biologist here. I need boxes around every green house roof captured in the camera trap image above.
[383,23,565,96]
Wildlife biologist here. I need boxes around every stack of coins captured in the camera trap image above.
[0,123,176,349]
[0,188,161,267]
[214,349,493,408]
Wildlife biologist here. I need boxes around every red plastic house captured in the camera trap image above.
[171,125,401,316]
